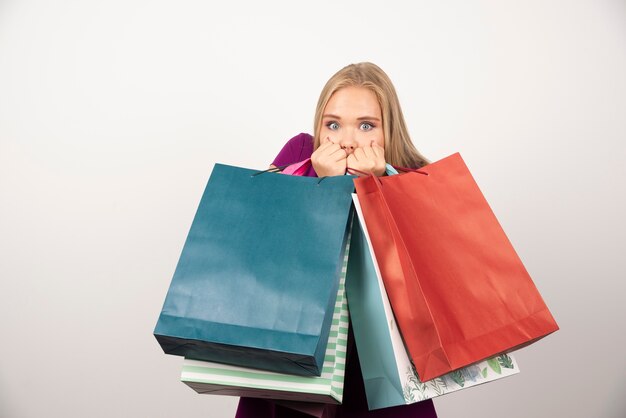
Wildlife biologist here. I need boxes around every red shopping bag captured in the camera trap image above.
[353,153,558,381]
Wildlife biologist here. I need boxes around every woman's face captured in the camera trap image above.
[320,86,384,154]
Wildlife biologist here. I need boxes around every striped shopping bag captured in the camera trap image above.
[179,237,351,404]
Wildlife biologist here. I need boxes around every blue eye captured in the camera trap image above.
[360,122,375,131]
[327,122,340,130]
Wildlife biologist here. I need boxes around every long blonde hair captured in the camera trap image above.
[313,62,429,168]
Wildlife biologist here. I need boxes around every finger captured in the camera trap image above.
[335,153,348,163]
[353,147,367,161]
[347,155,366,176]
[332,153,348,163]
[320,136,338,149]
[370,141,384,156]
[319,142,342,157]
[327,146,347,160]
[361,146,375,160]
[346,153,357,167]
[317,139,334,152]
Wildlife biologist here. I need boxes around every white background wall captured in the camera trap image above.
[1,1,624,417]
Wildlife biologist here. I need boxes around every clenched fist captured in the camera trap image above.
[347,141,386,177]
[311,137,348,177]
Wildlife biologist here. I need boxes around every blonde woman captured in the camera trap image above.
[237,63,437,418]
[270,62,429,179]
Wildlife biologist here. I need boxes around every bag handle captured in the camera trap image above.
[250,160,311,177]
[281,160,424,178]
[347,163,426,177]
[387,164,428,175]
[251,165,287,177]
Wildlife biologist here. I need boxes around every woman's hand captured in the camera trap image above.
[311,137,348,177]
[347,141,386,176]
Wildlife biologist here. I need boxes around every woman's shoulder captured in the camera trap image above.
[272,132,314,166]
[285,132,314,151]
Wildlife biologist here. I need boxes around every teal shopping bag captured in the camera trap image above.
[154,164,354,376]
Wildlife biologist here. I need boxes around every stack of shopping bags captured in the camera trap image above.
[154,153,559,413]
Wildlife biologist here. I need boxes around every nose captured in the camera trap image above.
[339,130,357,154]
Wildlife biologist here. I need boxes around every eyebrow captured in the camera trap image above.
[322,113,381,121]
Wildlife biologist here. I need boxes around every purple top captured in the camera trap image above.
[234,133,438,418]
[272,132,318,177]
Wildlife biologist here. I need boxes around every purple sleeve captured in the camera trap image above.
[272,133,317,177]
[272,133,314,167]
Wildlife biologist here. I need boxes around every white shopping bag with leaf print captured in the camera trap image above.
[346,195,520,410]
